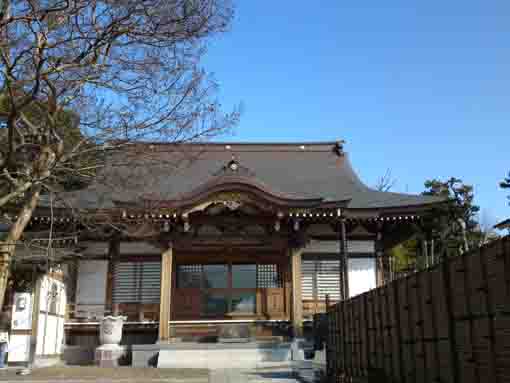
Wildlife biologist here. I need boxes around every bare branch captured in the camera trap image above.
[0,0,239,310]
[375,168,397,192]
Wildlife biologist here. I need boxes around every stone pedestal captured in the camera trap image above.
[95,344,127,367]
[290,338,306,361]
[95,316,126,367]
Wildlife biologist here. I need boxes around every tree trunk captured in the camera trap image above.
[0,186,41,311]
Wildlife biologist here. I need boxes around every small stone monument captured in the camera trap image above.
[218,323,251,343]
[95,316,127,367]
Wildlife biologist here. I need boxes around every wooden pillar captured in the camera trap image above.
[105,237,120,315]
[339,219,349,300]
[158,246,173,342]
[290,247,303,337]
[375,227,384,286]
[423,239,429,268]
[284,261,292,319]
[430,238,435,265]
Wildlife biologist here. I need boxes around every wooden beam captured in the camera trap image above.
[290,247,303,337]
[158,246,173,342]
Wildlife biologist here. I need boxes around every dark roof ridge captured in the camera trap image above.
[124,140,343,145]
[114,140,345,152]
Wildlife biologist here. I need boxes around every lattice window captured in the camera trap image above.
[256,264,282,288]
[112,261,161,303]
[302,256,341,301]
[302,260,316,300]
[177,264,203,288]
[316,259,340,300]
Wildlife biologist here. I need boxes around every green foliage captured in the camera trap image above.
[501,172,510,189]
[501,172,510,204]
[389,239,419,272]
[423,177,479,228]
[422,177,480,252]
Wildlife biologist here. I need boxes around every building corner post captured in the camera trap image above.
[290,246,303,338]
[158,245,173,342]
[339,218,349,300]
[375,225,385,286]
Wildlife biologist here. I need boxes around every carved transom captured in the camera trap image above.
[184,191,274,216]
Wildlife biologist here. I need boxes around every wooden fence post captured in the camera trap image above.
[428,264,442,383]
[393,281,405,382]
[363,293,371,375]
[478,244,499,383]
[442,250,460,383]
[461,249,481,383]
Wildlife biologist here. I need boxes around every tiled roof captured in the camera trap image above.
[62,141,443,211]
[495,219,510,230]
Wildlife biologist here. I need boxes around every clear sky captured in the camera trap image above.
[204,1,510,225]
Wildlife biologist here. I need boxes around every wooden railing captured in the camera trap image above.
[65,303,159,323]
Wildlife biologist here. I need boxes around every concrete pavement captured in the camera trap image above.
[0,366,305,383]
[208,368,299,383]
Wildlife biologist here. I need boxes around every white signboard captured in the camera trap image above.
[7,334,30,362]
[11,292,32,330]
[36,276,67,356]
[75,260,108,318]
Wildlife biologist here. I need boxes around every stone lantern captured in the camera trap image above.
[95,316,127,367]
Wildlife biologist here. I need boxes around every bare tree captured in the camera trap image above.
[0,0,239,309]
[476,209,499,246]
[375,168,396,192]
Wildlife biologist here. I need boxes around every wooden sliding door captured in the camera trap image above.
[172,256,286,320]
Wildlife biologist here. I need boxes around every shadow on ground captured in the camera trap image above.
[250,371,295,379]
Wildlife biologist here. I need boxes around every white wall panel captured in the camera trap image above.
[76,260,108,317]
[301,256,376,300]
[36,314,45,355]
[348,258,376,298]
[44,316,58,355]
[56,317,65,354]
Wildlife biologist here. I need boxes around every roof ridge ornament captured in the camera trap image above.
[214,155,256,177]
[333,140,345,157]
[227,154,239,171]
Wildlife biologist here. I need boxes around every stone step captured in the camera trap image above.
[157,345,292,369]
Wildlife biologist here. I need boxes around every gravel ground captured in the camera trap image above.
[0,366,208,382]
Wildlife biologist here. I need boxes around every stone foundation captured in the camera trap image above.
[158,342,292,369]
[95,345,128,367]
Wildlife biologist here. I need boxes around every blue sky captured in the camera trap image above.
[204,1,510,225]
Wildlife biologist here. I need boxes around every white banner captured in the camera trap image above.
[11,293,32,331]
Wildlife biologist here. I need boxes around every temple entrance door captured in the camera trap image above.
[173,263,258,320]
[172,257,285,321]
